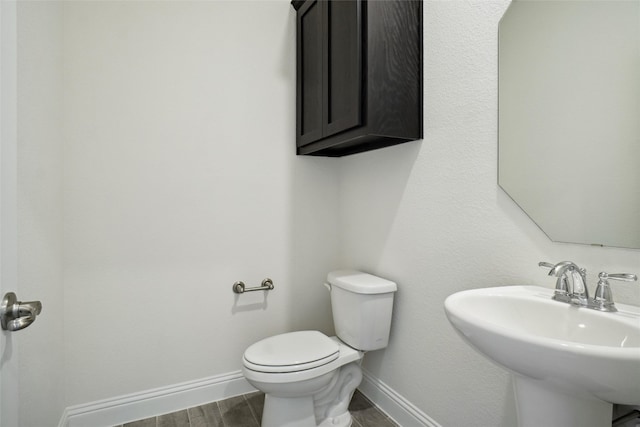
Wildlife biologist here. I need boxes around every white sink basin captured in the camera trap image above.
[445,285,640,427]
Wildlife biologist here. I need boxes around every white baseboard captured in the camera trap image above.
[58,371,256,427]
[359,369,441,427]
[58,369,439,427]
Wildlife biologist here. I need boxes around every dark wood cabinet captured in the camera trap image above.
[293,0,423,157]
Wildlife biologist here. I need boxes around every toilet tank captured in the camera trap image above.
[327,270,397,351]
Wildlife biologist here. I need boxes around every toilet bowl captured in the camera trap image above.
[243,332,364,427]
[241,271,397,427]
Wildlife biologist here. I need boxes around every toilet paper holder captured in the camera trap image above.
[233,278,274,294]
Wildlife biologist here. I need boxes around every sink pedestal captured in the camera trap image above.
[513,376,613,427]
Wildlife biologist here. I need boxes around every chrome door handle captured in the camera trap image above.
[0,292,42,332]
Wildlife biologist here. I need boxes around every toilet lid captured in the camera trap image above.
[243,331,339,373]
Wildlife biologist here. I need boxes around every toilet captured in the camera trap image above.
[241,270,397,427]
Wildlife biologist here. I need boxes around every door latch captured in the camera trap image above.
[0,292,42,331]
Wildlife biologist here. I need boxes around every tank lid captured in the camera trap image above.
[327,270,397,294]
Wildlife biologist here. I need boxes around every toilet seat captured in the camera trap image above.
[243,335,364,385]
[243,331,339,373]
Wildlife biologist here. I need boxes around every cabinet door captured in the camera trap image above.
[323,0,362,137]
[297,0,324,147]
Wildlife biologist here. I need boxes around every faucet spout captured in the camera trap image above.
[547,261,589,304]
[548,261,579,278]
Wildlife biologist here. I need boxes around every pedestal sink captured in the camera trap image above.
[444,286,640,427]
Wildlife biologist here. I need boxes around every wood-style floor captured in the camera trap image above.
[117,389,399,427]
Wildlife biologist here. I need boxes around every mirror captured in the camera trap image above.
[498,0,640,249]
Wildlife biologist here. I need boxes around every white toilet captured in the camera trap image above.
[241,270,397,427]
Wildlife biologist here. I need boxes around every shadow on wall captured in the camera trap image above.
[287,156,342,335]
[232,292,270,314]
[286,140,423,336]
[333,140,422,379]
[339,140,423,271]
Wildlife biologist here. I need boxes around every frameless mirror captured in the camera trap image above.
[498,0,640,249]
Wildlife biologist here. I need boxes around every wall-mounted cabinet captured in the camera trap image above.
[292,0,423,157]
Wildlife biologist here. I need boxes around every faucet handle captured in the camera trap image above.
[592,272,638,312]
[600,272,638,282]
[538,261,555,270]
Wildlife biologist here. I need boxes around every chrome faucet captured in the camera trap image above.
[539,261,587,304]
[539,261,637,312]
[548,261,589,305]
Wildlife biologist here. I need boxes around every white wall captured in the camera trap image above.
[62,0,339,406]
[14,1,640,425]
[17,2,65,425]
[339,1,640,426]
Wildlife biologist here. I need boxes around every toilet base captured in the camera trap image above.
[261,395,318,427]
[256,361,362,427]
[260,394,353,427]
[244,337,365,427]
[317,411,352,427]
